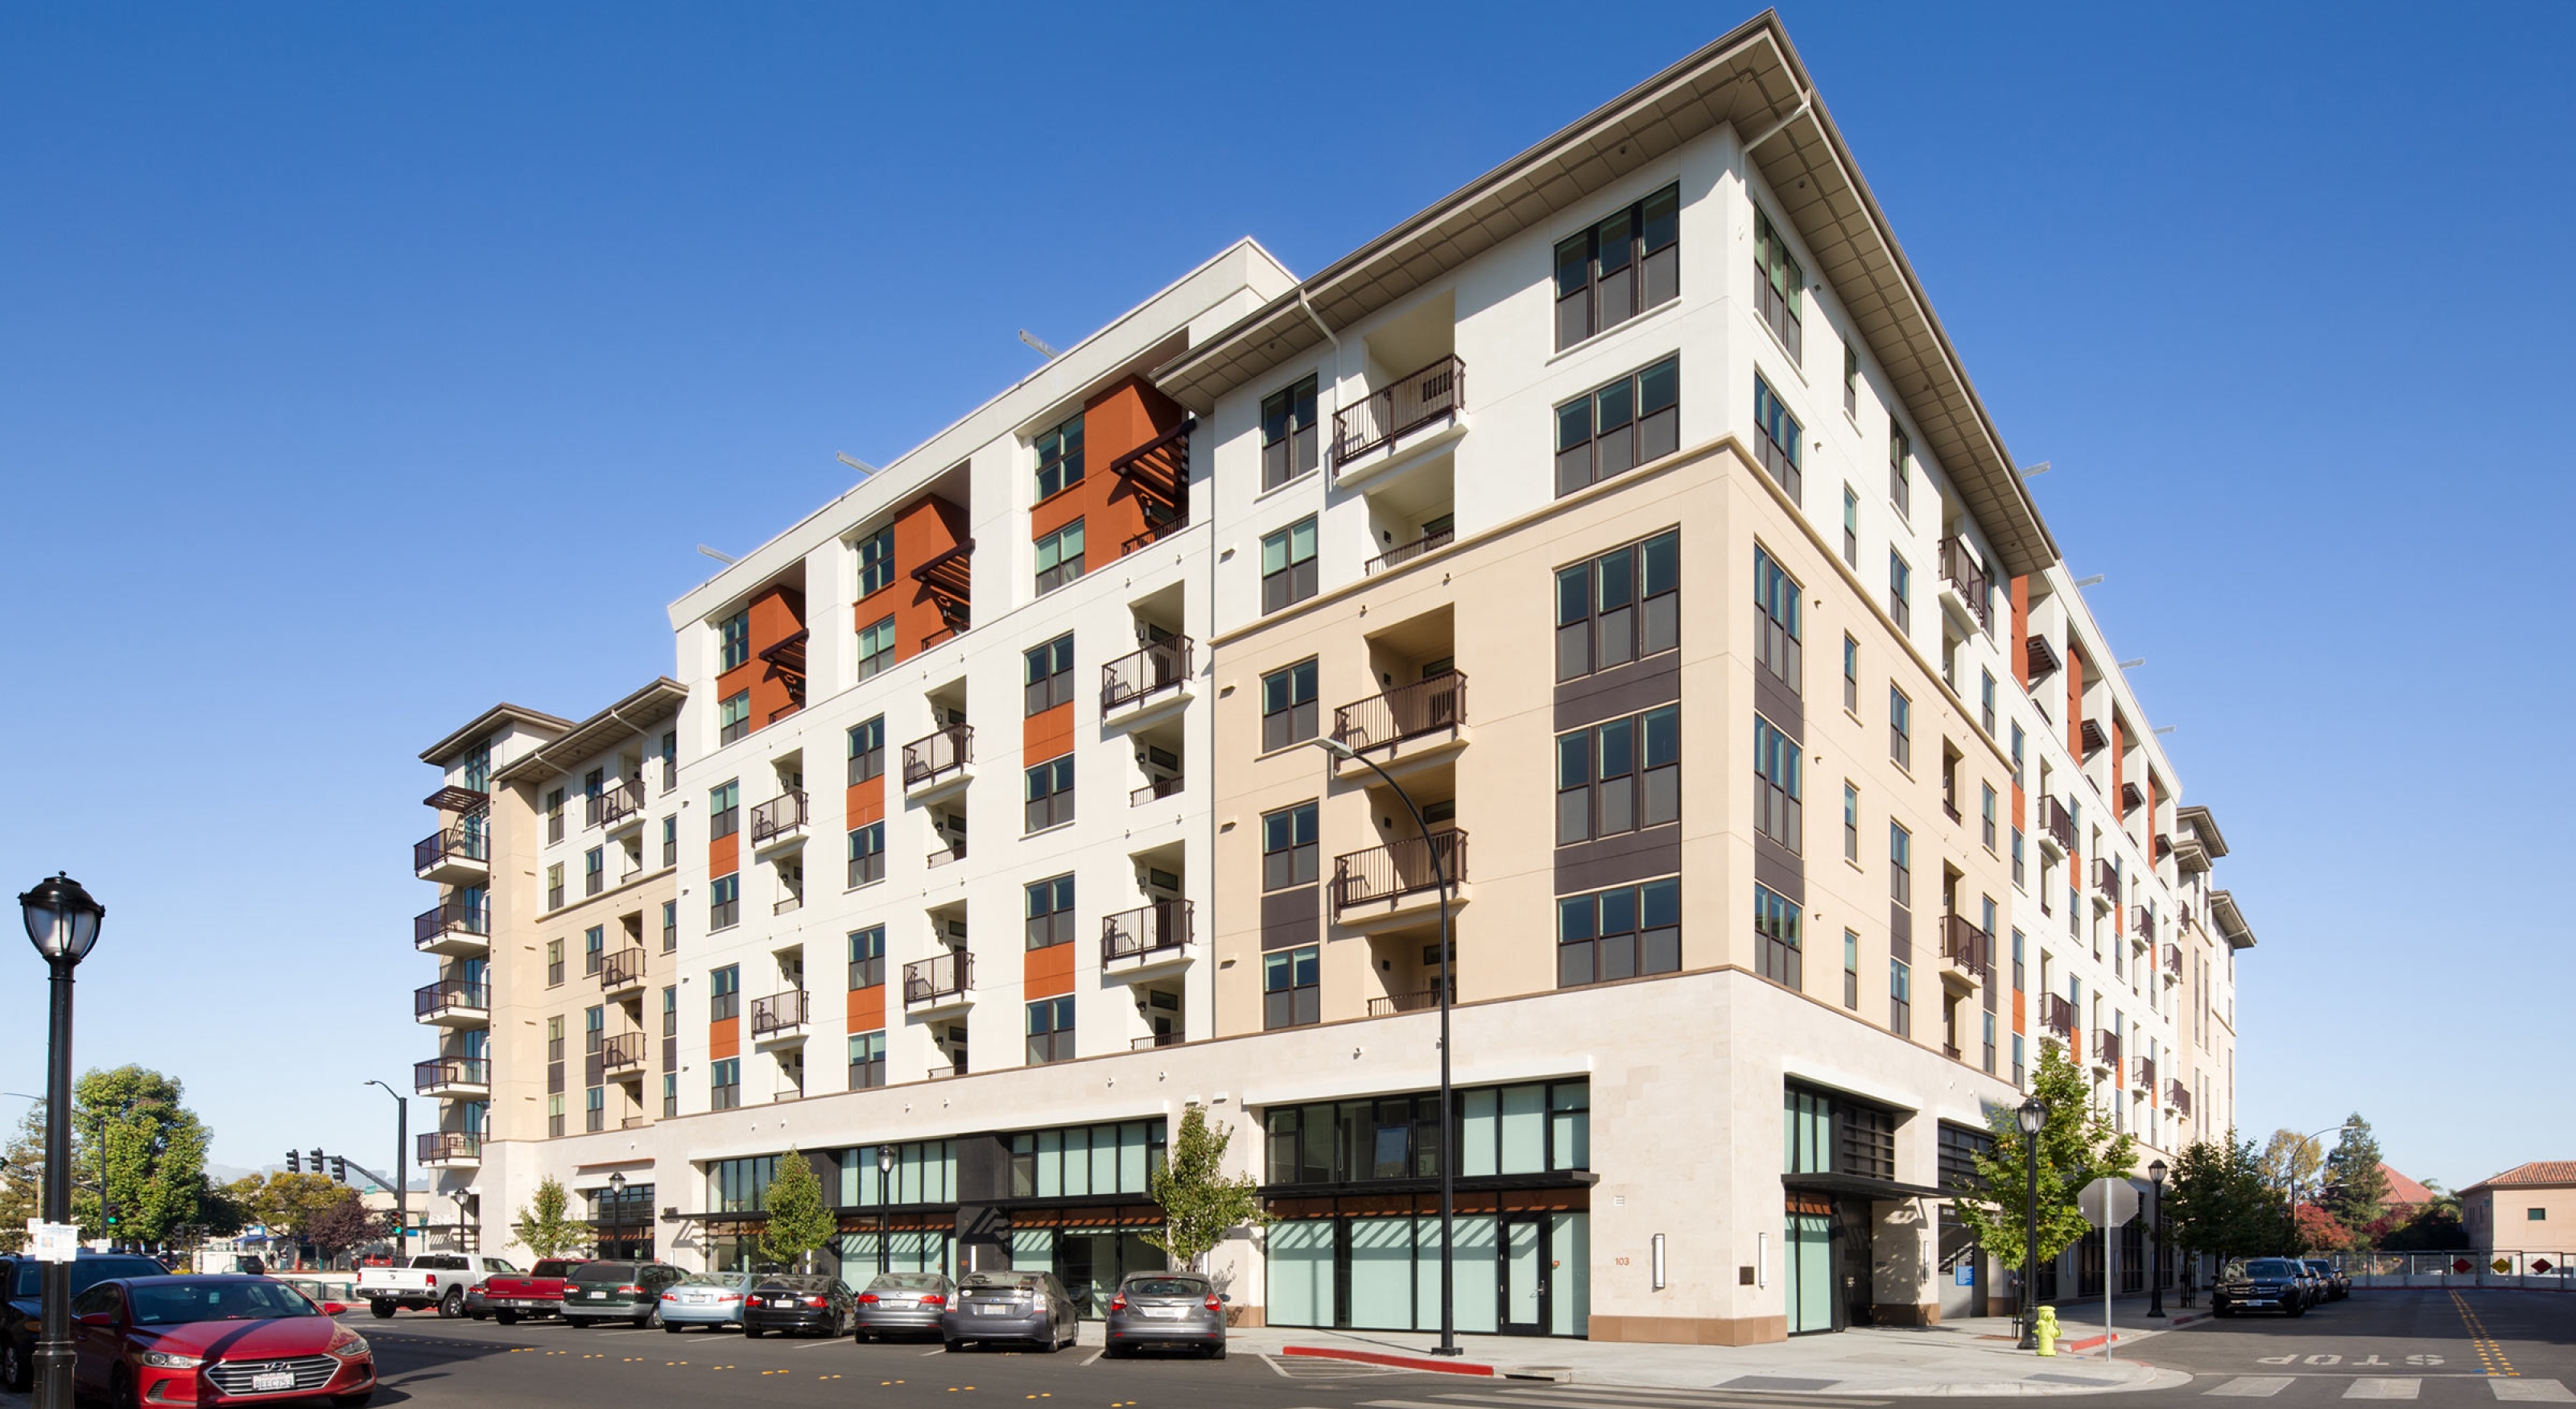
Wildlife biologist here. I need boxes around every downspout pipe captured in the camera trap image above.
[1296,287,1341,459]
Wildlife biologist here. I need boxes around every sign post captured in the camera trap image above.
[2079,1177,2140,1363]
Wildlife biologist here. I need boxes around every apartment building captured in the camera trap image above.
[407,13,2252,1342]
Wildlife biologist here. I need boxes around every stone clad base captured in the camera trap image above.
[1589,1313,1785,1345]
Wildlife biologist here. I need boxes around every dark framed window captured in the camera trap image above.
[1261,374,1321,489]
[1035,414,1084,500]
[1889,686,1911,770]
[584,1003,605,1054]
[857,525,896,597]
[1554,705,1679,844]
[1556,877,1682,988]
[584,925,605,975]
[661,899,676,952]
[719,609,750,671]
[848,925,885,990]
[1754,547,1802,693]
[1843,634,1859,713]
[1261,517,1318,612]
[1890,959,1912,1038]
[856,616,897,680]
[1752,205,1804,359]
[1981,783,1999,851]
[717,691,751,745]
[1842,486,1859,567]
[848,717,886,783]
[1843,344,1860,417]
[585,1085,605,1133]
[660,730,677,791]
[1889,822,1911,907]
[708,874,740,932]
[1024,634,1075,715]
[1264,1078,1590,1184]
[546,938,564,986]
[1554,355,1678,496]
[1261,659,1319,750]
[1752,375,1801,501]
[584,768,605,827]
[546,864,564,911]
[1262,803,1319,890]
[1554,529,1680,681]
[1755,882,1801,989]
[662,814,678,867]
[710,1057,740,1111]
[848,1031,886,1090]
[1025,874,1076,949]
[1889,424,1911,519]
[1753,717,1801,852]
[709,964,740,1021]
[1026,998,1075,1065]
[1843,931,1860,1009]
[1843,783,1860,862]
[1264,945,1319,1029]
[546,787,565,843]
[584,847,605,896]
[1980,669,1997,737]
[1034,520,1085,594]
[1840,1101,1897,1181]
[1024,755,1075,832]
[846,822,886,887]
[1554,183,1679,349]
[1889,549,1911,634]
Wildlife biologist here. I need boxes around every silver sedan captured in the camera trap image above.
[1103,1273,1228,1358]
[852,1273,954,1342]
[940,1271,1078,1353]
[658,1272,755,1332]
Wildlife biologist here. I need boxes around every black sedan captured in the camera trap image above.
[2301,1258,2351,1301]
[741,1275,852,1337]
[2213,1257,2310,1316]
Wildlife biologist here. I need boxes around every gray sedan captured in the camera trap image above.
[852,1273,953,1342]
[1103,1273,1227,1358]
[941,1271,1077,1353]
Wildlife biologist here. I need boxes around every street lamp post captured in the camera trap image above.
[452,1189,470,1255]
[1313,737,1456,1355]
[876,1146,894,1275]
[2147,1159,2168,1319]
[21,872,105,1409]
[2016,1097,2048,1350]
[362,1081,409,1263]
[607,1172,627,1258]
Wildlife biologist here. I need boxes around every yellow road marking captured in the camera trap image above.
[2450,1290,2520,1378]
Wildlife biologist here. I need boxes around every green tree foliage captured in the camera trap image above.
[758,1150,837,1271]
[511,1176,591,1260]
[1953,1043,2138,1275]
[2322,1114,2391,1238]
[0,1106,40,1253]
[2258,1128,2324,1200]
[63,1067,213,1246]
[1145,1107,1265,1272]
[231,1171,353,1246]
[2162,1135,2281,1261]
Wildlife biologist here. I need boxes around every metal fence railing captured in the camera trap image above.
[2336,1250,2575,1291]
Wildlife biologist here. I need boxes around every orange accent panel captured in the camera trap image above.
[845,775,886,831]
[2013,991,2026,1034]
[2065,647,2085,762]
[1029,375,1186,552]
[1025,942,1075,1000]
[847,985,885,1034]
[855,493,971,659]
[709,832,738,879]
[2010,577,2032,688]
[2112,721,2127,830]
[709,1017,740,1060]
[718,585,809,738]
[1024,701,1075,762]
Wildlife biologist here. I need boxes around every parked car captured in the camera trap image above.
[2212,1257,2310,1316]
[659,1272,755,1333]
[562,1260,685,1327]
[1102,1272,1228,1359]
[2301,1258,2351,1301]
[852,1272,952,1342]
[483,1259,588,1324]
[357,1253,519,1319]
[742,1275,852,1337]
[70,1275,374,1408]
[942,1271,1077,1353]
[0,1250,169,1391]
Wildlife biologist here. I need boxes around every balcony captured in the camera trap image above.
[910,540,974,647]
[414,980,489,1027]
[1368,524,1455,576]
[601,947,648,996]
[416,1131,481,1167]
[2092,1029,2122,1074]
[2078,719,2109,756]
[1332,355,1467,486]
[902,724,972,802]
[750,790,808,851]
[600,781,646,835]
[902,952,974,1014]
[2040,796,2076,856]
[2132,906,2155,941]
[1130,774,1184,808]
[2095,859,2122,906]
[2131,1055,2156,1093]
[1367,981,1452,1018]
[1110,419,1193,557]
[2161,942,2182,983]
[751,991,810,1042]
[412,1056,489,1098]
[1331,830,1469,931]
[1937,536,1993,632]
[1129,1032,1184,1052]
[2042,994,2077,1045]
[2166,1078,2192,1115]
[413,899,490,957]
[1938,914,1988,993]
[2025,633,2062,680]
[412,827,489,885]
[2120,781,2145,816]
[600,1031,648,1074]
[1328,671,1468,777]
[1100,900,1193,974]
[1100,637,1193,723]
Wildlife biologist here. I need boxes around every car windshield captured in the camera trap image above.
[571,1263,636,1283]
[531,1262,583,1278]
[959,1273,1044,1291]
[756,1276,832,1292]
[2235,1259,2298,1279]
[15,1258,166,1299]
[677,1275,752,1291]
[1123,1278,1208,1298]
[130,1280,320,1326]
[867,1274,946,1292]
[2303,1261,2332,1273]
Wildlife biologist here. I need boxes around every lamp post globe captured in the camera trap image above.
[20,872,104,1409]
[2147,1159,2168,1319]
[2014,1097,2047,1350]
[19,872,105,965]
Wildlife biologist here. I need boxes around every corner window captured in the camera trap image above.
[1262,802,1319,890]
[857,525,896,597]
[1554,530,1679,681]
[1556,877,1681,988]
[718,691,751,745]
[1260,517,1319,613]
[1752,205,1804,359]
[1026,998,1075,1065]
[1553,184,1679,350]
[1554,355,1678,496]
[1035,415,1084,500]
[1755,883,1801,989]
[1024,874,1076,949]
[1263,946,1320,1029]
[1753,717,1801,853]
[1023,755,1075,832]
[1752,376,1802,502]
[1034,520,1085,595]
[1555,706,1679,845]
[1261,374,1321,489]
[719,609,750,671]
[1261,659,1319,750]
[1024,634,1075,715]
[1753,547,1802,694]
[856,615,897,680]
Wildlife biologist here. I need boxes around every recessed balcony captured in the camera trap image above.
[751,990,810,1044]
[2094,859,2122,907]
[601,947,648,998]
[414,979,489,1028]
[2166,1079,2192,1116]
[902,725,973,804]
[750,790,808,853]
[412,827,489,885]
[2161,942,2182,983]
[1328,672,1468,780]
[413,899,490,957]
[2039,796,2075,857]
[1332,354,1468,489]
[1938,914,1988,994]
[600,1031,649,1076]
[600,781,646,837]
[2091,1029,2122,1076]
[413,1056,489,1099]
[416,1131,481,1168]
[902,952,973,1016]
[2130,1055,2156,1093]
[1937,535,1993,634]
[2042,994,2077,1047]
[1330,831,1469,932]
[1100,637,1193,727]
[1367,981,1451,1018]
[1100,899,1193,977]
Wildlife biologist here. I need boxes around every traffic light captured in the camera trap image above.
[308,1148,323,1176]
[330,1156,346,1184]
[101,1201,119,1229]
[286,1150,300,1174]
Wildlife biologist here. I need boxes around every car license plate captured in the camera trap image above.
[976,1304,1009,1316]
[251,1372,296,1391]
[772,1298,797,1307]
[590,1291,610,1299]
[1143,1306,1184,1319]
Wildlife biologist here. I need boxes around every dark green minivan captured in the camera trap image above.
[563,1261,686,1328]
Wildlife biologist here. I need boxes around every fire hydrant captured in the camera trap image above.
[2034,1305,2061,1357]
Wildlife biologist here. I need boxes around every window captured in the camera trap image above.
[1843,343,1859,417]
[2011,928,2026,991]
[584,768,605,826]
[1843,634,1859,713]
[857,525,896,597]
[2012,1033,2025,1088]
[547,1093,564,1138]
[709,780,740,838]
[546,938,564,987]
[1984,1010,1997,1073]
[848,926,885,990]
[1023,634,1075,715]
[1034,520,1085,594]
[1554,183,1678,349]
[719,609,750,671]
[1753,717,1801,852]
[1264,946,1319,1029]
[709,964,740,1020]
[1752,205,1803,357]
[1890,959,1912,1037]
[2012,828,2026,889]
[661,815,677,867]
[1754,883,1801,989]
[1555,706,1680,844]
[848,1031,886,1090]
[1981,783,1999,851]
[1025,875,1076,950]
[710,1057,741,1111]
[660,899,676,952]
[1842,486,1860,566]
[1261,374,1321,488]
[1261,659,1319,750]
[1554,355,1678,496]
[1026,998,1075,1065]
[1889,687,1912,770]
[1554,530,1679,680]
[1024,755,1075,832]
[1888,550,1911,634]
[2010,723,2026,787]
[584,846,604,896]
[846,822,886,887]
[848,717,886,783]
[1556,877,1682,988]
[1889,822,1912,907]
[1843,931,1860,1009]
[1980,670,1997,737]
[660,730,677,791]
[546,787,565,844]
[1265,1079,1587,1184]
[856,616,897,680]
[1752,375,1802,501]
[584,1004,605,1053]
[1888,425,1911,519]
[546,863,564,911]
[1843,783,1860,862]
[1754,547,1802,693]
[2530,1208,2549,1221]
[708,874,740,932]
[1260,517,1318,612]
[584,925,605,975]
[1008,1121,1166,1199]
[1262,803,1319,890]
[1035,414,1084,499]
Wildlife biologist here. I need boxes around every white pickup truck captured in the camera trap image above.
[357,1253,521,1318]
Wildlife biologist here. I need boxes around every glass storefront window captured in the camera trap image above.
[1009,1120,1166,1199]
[1265,1080,1587,1186]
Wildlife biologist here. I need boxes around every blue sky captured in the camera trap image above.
[3,2,2566,1194]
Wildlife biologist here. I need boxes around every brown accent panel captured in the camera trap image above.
[1752,833,1804,906]
[847,984,885,1035]
[845,773,885,831]
[2010,576,2032,687]
[1588,1313,1785,1345]
[1026,941,1076,1000]
[1889,903,1912,962]
[1261,886,1319,952]
[1554,825,1682,895]
[1024,701,1075,761]
[709,832,738,880]
[2065,647,2085,760]
[1553,651,1682,732]
[1030,376,1187,551]
[717,585,809,736]
[1752,672,1802,746]
[709,1016,739,1060]
[855,492,969,659]
[2013,989,2025,1035]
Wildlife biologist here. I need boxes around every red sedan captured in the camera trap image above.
[71,1275,374,1407]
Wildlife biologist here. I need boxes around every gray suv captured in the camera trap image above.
[1103,1272,1227,1359]
[941,1271,1077,1353]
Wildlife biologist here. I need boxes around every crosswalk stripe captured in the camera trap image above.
[1366,1401,1494,1409]
[2343,1381,2421,1401]
[2492,1382,2576,1404]
[1440,1395,1879,1409]
[2206,1377,2296,1397]
[1484,1387,1882,1407]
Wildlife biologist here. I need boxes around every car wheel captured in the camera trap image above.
[663,1320,685,1333]
[640,1308,659,1329]
[2286,1300,2306,1318]
[369,1300,397,1320]
[495,1309,519,1326]
[1208,1341,1227,1361]
[943,1339,961,1353]
[2,1335,29,1393]
[566,1317,592,1328]
[111,1365,140,1409]
[438,1287,464,1319]
[744,1325,765,1339]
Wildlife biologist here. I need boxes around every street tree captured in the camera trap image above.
[758,1150,837,1272]
[234,1171,353,1246]
[72,1065,213,1246]
[308,1190,383,1266]
[2258,1128,2324,1203]
[0,1105,41,1252]
[2162,1134,2279,1262]
[2322,1114,2391,1240]
[1954,1043,2138,1282]
[1145,1107,1265,1274]
[510,1176,590,1259]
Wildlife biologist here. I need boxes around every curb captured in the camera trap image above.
[2056,1309,2208,1352]
[1281,1345,1497,1377]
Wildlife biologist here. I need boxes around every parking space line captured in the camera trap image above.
[2493,1383,2576,1403]
[794,1336,844,1349]
[1082,1349,1104,1365]
[2343,1380,2421,1400]
[920,1347,947,1356]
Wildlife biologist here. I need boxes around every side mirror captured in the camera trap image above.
[75,1311,114,1328]
[1219,1293,1232,1304]
[320,1302,349,1316]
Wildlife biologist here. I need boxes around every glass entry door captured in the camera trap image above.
[1785,1204,1834,1333]
[1497,1215,1547,1335]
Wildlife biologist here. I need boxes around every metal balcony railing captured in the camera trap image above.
[599,780,645,828]
[601,948,647,990]
[1938,535,1993,630]
[601,1032,648,1072]
[2042,796,2077,852]
[2043,994,2076,1040]
[2163,943,2183,978]
[1368,524,1455,575]
[1331,354,1464,467]
[1330,830,1467,919]
[1366,981,1452,1018]
[1100,899,1192,965]
[414,980,489,1019]
[751,991,810,1037]
[2094,1029,2123,1070]
[902,725,972,787]
[417,1131,481,1163]
[1130,774,1183,808]
[2132,1056,2157,1092]
[1939,913,1988,973]
[1100,636,1192,713]
[2167,1079,2192,1115]
[1129,1032,1183,1052]
[413,1056,488,1092]
[2095,859,2122,903]
[749,790,808,845]
[1331,671,1466,758]
[413,900,489,947]
[902,951,972,1004]
[413,827,489,872]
